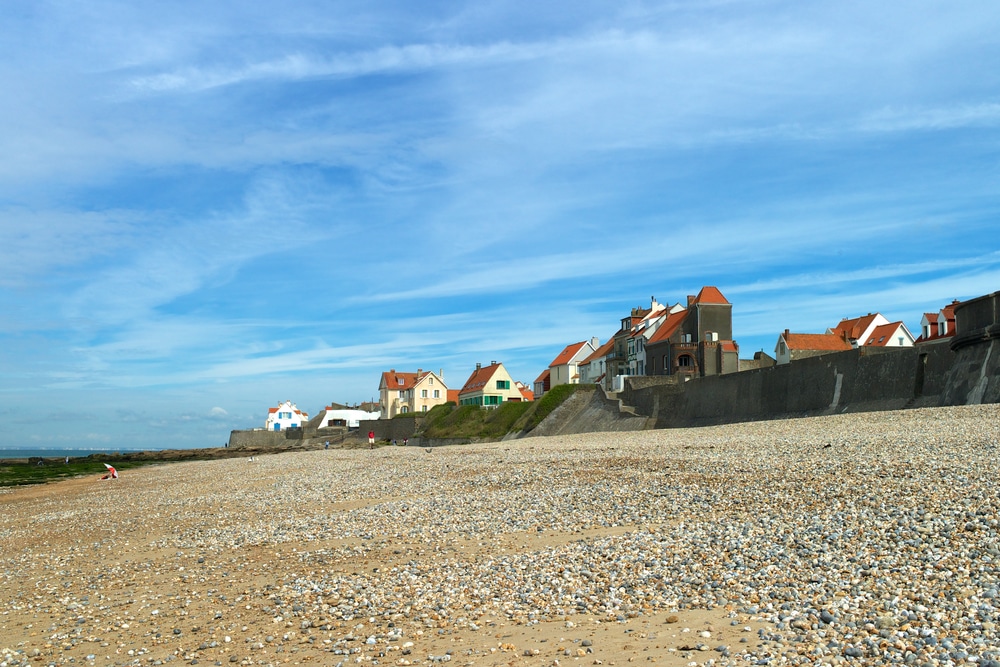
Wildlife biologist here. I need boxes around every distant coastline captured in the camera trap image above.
[0,448,152,460]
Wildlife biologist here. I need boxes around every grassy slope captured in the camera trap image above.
[417,384,592,440]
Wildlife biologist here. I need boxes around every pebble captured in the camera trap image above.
[1,404,998,667]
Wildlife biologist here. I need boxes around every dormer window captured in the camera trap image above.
[397,378,404,385]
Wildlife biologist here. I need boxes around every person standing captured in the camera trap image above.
[368,430,375,448]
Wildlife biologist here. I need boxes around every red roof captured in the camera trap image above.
[381,370,419,390]
[783,332,853,352]
[721,340,738,353]
[693,286,730,305]
[647,309,688,344]
[831,313,881,341]
[534,368,550,383]
[864,321,908,346]
[460,362,503,394]
[581,338,616,364]
[447,389,460,403]
[549,341,589,368]
[519,386,535,401]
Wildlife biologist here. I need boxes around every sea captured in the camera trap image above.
[0,448,152,459]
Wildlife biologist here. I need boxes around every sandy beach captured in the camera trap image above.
[2,405,999,667]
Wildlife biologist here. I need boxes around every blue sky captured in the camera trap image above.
[2,1,999,450]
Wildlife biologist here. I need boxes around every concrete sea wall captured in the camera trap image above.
[942,290,1000,405]
[623,343,956,429]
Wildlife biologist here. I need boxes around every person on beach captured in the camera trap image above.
[100,464,118,480]
[368,430,375,448]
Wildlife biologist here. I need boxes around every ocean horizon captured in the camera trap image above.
[0,447,157,459]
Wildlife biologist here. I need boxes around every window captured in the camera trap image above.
[678,354,694,368]
[898,336,904,346]
[422,405,428,412]
[401,406,409,413]
[421,389,428,398]
[397,377,404,385]
[484,395,501,405]
[429,378,434,385]
[496,380,510,390]
[398,390,404,399]
[433,389,440,398]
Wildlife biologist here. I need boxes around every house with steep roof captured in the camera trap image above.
[643,287,739,380]
[378,368,450,417]
[863,321,915,348]
[458,361,525,407]
[774,330,853,365]
[265,400,308,431]
[828,313,890,348]
[917,300,960,344]
[579,337,616,385]
[547,337,600,391]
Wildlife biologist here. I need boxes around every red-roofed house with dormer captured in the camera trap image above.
[265,400,309,431]
[458,361,524,407]
[863,321,916,347]
[917,300,960,344]
[379,368,450,417]
[828,313,890,348]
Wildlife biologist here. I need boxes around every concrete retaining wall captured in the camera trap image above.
[942,290,1000,405]
[527,387,650,437]
[623,342,956,429]
[360,417,421,442]
[228,429,288,449]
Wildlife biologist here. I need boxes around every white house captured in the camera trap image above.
[317,405,381,429]
[265,400,308,431]
[579,337,615,385]
[548,338,600,389]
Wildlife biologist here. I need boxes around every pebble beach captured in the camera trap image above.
[2,404,999,667]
